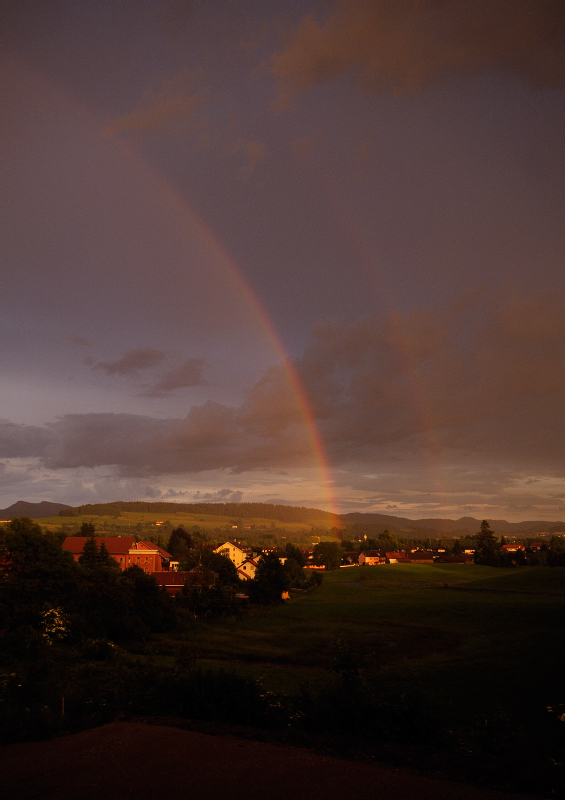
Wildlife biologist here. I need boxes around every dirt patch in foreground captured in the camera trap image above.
[1,721,536,800]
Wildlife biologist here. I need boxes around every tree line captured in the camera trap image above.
[474,520,565,567]
[58,501,337,524]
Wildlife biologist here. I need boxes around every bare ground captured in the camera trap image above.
[1,721,539,800]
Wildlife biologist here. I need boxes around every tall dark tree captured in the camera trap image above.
[97,541,114,568]
[283,556,308,588]
[285,542,304,567]
[474,520,499,565]
[167,527,193,558]
[79,521,96,537]
[249,553,289,605]
[378,530,399,550]
[3,518,79,626]
[79,536,99,568]
[313,541,342,570]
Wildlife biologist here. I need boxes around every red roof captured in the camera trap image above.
[409,551,434,561]
[139,541,173,558]
[62,536,136,555]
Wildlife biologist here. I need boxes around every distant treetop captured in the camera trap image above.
[59,501,337,524]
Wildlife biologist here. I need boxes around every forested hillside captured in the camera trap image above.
[59,501,337,524]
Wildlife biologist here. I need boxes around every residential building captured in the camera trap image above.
[237,557,260,580]
[385,552,410,564]
[358,551,385,566]
[408,550,434,564]
[213,541,257,568]
[62,536,175,573]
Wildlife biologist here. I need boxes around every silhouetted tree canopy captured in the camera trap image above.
[167,527,193,558]
[249,553,288,605]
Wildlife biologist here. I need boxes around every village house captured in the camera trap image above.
[358,551,386,566]
[151,571,188,595]
[237,557,261,580]
[407,550,435,564]
[214,541,257,568]
[62,536,177,573]
[385,551,410,564]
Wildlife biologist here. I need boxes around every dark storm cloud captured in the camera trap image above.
[0,420,54,459]
[292,290,565,472]
[142,358,208,396]
[270,0,565,102]
[2,291,563,483]
[94,348,167,376]
[0,398,314,478]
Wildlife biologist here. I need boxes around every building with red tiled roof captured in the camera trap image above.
[237,558,260,580]
[407,550,434,563]
[385,552,409,563]
[151,572,188,595]
[62,536,174,573]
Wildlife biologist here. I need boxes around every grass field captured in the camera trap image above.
[162,563,564,796]
[153,564,565,736]
[3,557,563,793]
[35,510,326,537]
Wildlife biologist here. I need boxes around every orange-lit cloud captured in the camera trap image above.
[270,0,565,103]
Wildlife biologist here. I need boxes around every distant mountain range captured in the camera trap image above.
[340,512,565,537]
[0,500,72,520]
[1,500,563,537]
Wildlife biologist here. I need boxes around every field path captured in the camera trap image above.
[2,721,537,800]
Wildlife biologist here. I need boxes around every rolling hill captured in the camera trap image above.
[0,500,72,520]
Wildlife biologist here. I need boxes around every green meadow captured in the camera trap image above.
[167,563,564,793]
[37,510,324,536]
[176,564,564,695]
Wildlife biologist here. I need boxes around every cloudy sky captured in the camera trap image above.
[2,1,564,520]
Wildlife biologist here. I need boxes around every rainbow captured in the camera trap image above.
[8,53,340,517]
[107,139,341,518]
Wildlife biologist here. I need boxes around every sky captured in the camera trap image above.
[2,0,564,521]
